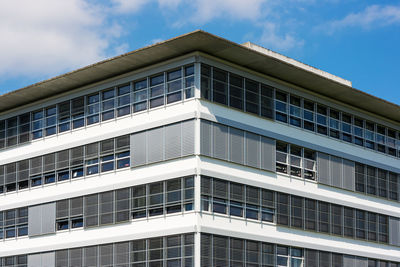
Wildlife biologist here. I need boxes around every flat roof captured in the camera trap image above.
[1,30,399,123]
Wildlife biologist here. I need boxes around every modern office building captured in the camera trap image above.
[0,30,399,266]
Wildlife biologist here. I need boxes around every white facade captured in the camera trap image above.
[0,32,399,266]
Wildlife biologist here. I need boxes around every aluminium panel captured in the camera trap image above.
[246,132,260,168]
[213,123,229,161]
[200,120,212,157]
[182,120,195,156]
[130,131,147,167]
[41,202,56,235]
[261,136,275,172]
[229,127,245,165]
[27,254,42,267]
[317,152,330,186]
[41,252,55,267]
[165,122,181,160]
[147,127,164,164]
[330,156,343,188]
[28,205,42,236]
[343,255,356,267]
[389,217,400,246]
[343,159,355,191]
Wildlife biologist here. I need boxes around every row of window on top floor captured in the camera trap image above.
[0,64,195,151]
[200,63,400,159]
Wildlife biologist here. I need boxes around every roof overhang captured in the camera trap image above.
[1,30,399,123]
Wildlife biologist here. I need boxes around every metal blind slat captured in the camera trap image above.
[165,123,181,160]
[182,120,195,156]
[230,128,244,165]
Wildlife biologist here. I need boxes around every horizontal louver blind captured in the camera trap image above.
[17,159,29,181]
[116,135,130,151]
[72,97,84,115]
[101,139,114,155]
[86,143,99,159]
[71,197,83,217]
[246,186,259,205]
[43,153,55,172]
[213,179,228,199]
[57,150,70,170]
[71,146,84,166]
[56,200,69,219]
[5,163,16,184]
[230,183,244,202]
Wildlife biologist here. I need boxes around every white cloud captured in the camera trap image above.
[190,0,268,23]
[259,22,304,51]
[111,0,150,13]
[323,5,400,33]
[158,0,182,9]
[0,0,119,78]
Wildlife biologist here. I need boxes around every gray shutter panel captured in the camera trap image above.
[343,255,356,267]
[355,257,367,267]
[0,166,4,186]
[200,120,212,157]
[330,156,342,188]
[147,127,164,163]
[230,128,244,165]
[84,246,98,267]
[317,152,330,185]
[182,120,195,156]
[70,197,83,217]
[30,156,42,176]
[28,205,42,236]
[55,250,68,267]
[114,242,130,265]
[246,132,260,168]
[86,142,99,159]
[165,123,181,160]
[5,163,16,184]
[305,250,318,267]
[389,217,400,246]
[56,200,69,219]
[69,248,83,267]
[100,244,113,266]
[343,159,355,191]
[116,188,130,223]
[230,183,244,202]
[56,150,70,170]
[213,179,228,199]
[17,160,29,182]
[100,191,114,225]
[116,135,130,152]
[398,174,400,202]
[101,139,114,156]
[213,123,228,160]
[41,202,56,234]
[70,146,84,167]
[41,252,55,267]
[43,153,56,173]
[261,137,275,172]
[28,254,42,267]
[131,131,146,167]
[85,194,99,228]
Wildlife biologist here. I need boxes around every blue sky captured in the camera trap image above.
[0,0,399,105]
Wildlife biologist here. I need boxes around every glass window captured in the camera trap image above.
[150,74,165,108]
